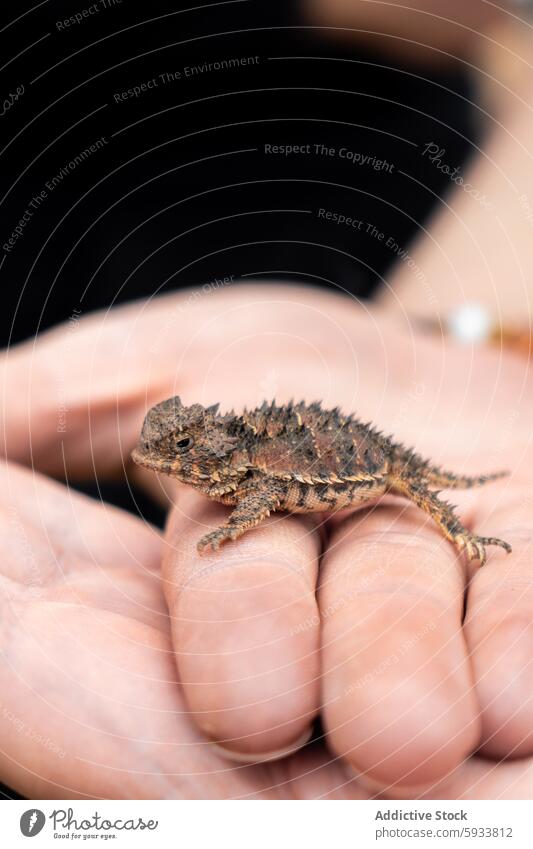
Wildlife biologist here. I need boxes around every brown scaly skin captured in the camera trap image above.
[131,397,512,565]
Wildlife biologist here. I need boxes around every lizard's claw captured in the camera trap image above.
[454,532,512,566]
[197,527,238,554]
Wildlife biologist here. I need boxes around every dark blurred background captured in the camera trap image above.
[1,0,478,347]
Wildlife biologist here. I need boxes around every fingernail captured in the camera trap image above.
[211,726,313,764]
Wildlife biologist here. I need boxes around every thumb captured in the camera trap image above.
[1,298,178,478]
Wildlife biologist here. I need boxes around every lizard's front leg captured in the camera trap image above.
[197,480,284,554]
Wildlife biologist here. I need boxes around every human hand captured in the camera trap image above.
[3,283,533,798]
[0,457,375,799]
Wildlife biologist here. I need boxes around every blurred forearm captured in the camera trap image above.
[377,18,533,323]
[303,0,507,65]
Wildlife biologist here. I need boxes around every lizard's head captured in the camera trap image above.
[132,396,244,487]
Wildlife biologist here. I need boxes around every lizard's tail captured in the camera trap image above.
[391,446,509,490]
[421,468,509,490]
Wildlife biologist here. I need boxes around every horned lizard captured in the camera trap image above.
[132,396,512,564]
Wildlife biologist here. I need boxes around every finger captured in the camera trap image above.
[3,282,351,479]
[319,499,481,788]
[463,483,533,758]
[347,756,533,800]
[1,299,176,478]
[274,744,369,799]
[426,757,533,800]
[162,489,321,760]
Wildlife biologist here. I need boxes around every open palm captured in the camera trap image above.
[0,460,367,799]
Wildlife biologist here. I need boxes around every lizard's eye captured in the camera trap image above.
[175,435,194,453]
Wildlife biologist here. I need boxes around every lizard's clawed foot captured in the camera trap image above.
[197,527,240,554]
[454,532,512,566]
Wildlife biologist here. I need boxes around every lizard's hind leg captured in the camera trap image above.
[388,475,511,566]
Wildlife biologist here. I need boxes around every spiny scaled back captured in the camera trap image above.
[132,396,512,564]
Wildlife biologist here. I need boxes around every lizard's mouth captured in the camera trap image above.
[131,445,177,477]
[131,446,158,470]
